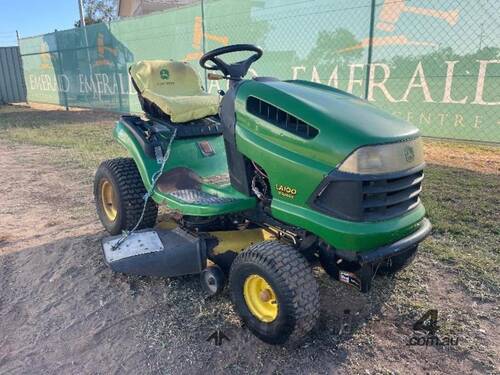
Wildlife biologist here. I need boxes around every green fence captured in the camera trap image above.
[19,0,500,143]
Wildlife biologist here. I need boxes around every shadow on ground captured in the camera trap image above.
[0,228,398,374]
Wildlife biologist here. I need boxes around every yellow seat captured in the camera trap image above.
[129,60,219,123]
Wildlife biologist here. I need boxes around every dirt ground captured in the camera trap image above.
[0,105,498,374]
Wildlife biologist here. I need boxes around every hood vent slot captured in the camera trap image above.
[246,96,318,139]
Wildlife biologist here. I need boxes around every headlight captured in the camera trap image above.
[338,138,424,174]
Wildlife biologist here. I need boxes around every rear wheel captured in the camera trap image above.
[229,241,319,345]
[94,158,158,235]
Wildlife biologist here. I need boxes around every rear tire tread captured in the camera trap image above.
[94,158,158,234]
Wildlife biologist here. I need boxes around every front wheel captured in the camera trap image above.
[229,241,320,345]
[94,158,158,235]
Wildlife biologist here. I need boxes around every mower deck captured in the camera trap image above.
[102,227,207,277]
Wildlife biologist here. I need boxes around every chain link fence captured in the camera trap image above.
[18,0,500,143]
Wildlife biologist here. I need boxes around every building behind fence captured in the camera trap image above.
[18,0,500,143]
[0,46,26,104]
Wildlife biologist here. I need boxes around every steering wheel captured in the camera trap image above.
[199,44,263,79]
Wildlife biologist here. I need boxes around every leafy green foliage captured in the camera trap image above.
[75,0,117,27]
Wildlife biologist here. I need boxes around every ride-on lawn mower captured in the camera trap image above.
[94,44,431,344]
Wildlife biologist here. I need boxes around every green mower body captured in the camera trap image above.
[113,78,428,254]
[95,45,432,344]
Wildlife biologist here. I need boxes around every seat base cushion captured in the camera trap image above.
[142,90,219,123]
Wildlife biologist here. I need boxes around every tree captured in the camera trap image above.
[305,29,363,68]
[75,0,117,27]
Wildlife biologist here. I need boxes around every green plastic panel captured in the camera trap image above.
[113,120,255,216]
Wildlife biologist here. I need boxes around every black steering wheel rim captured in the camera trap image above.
[199,44,263,78]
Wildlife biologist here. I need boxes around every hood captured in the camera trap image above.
[235,79,420,167]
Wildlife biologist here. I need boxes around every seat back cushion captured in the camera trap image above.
[130,60,204,97]
[129,60,219,123]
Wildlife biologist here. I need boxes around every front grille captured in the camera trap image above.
[310,167,424,221]
[362,170,423,220]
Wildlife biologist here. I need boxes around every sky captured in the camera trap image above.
[0,0,81,46]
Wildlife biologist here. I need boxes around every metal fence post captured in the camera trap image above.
[54,29,69,111]
[110,22,124,113]
[201,0,208,90]
[15,30,28,104]
[364,0,376,100]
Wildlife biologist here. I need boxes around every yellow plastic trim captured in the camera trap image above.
[156,221,275,253]
[210,228,275,255]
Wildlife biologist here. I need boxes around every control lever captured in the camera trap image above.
[208,72,225,80]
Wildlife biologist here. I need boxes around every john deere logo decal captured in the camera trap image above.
[404,146,415,163]
[160,68,170,80]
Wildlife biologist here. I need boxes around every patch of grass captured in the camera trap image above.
[0,107,125,169]
[424,139,499,175]
[426,139,498,155]
[421,165,500,301]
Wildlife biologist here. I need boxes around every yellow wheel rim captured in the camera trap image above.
[243,274,278,323]
[101,179,117,221]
